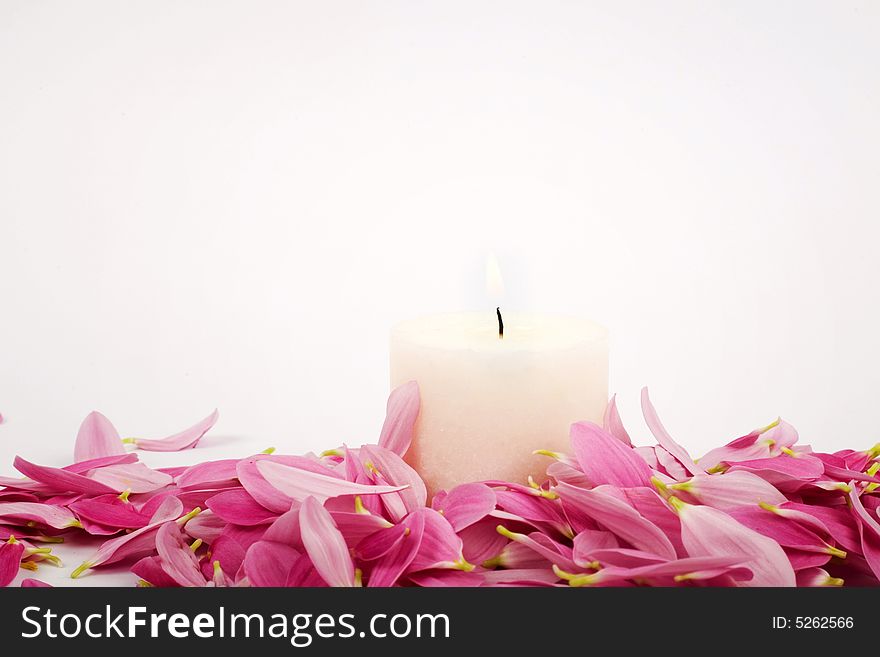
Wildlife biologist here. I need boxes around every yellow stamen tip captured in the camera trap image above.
[71,561,93,579]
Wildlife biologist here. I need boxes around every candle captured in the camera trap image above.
[390,279,608,497]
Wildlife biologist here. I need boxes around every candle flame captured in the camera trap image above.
[486,253,505,299]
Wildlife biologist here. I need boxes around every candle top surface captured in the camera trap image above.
[391,311,607,352]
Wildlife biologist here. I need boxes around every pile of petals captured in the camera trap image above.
[2,383,880,587]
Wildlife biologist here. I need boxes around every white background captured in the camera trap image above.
[1,1,879,583]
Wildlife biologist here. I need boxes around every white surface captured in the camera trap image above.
[1,1,879,584]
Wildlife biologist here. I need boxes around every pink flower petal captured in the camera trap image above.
[641,387,699,476]
[243,540,302,587]
[1,538,26,587]
[602,394,632,446]
[356,523,408,561]
[71,497,184,577]
[155,521,206,587]
[132,555,181,587]
[20,578,52,588]
[409,508,469,571]
[726,454,825,491]
[485,541,552,569]
[432,483,496,532]
[367,510,425,587]
[796,567,843,587]
[782,502,860,554]
[360,444,427,519]
[300,496,356,587]
[0,502,80,529]
[494,489,571,537]
[256,459,407,505]
[63,453,139,474]
[481,568,561,586]
[570,422,653,488]
[670,471,787,511]
[848,486,880,580]
[496,526,578,572]
[556,483,677,559]
[259,506,303,549]
[87,462,174,494]
[671,497,796,586]
[378,381,420,457]
[176,459,240,491]
[14,456,117,495]
[572,530,619,567]
[206,489,277,526]
[329,510,393,545]
[69,496,150,530]
[73,411,125,463]
[698,420,799,470]
[183,509,226,544]
[580,556,750,586]
[130,410,219,452]
[728,505,842,555]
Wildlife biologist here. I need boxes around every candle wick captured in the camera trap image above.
[496,307,504,339]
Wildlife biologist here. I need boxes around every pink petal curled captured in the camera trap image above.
[156,521,206,587]
[672,498,796,586]
[63,453,139,474]
[570,422,653,488]
[409,509,469,571]
[256,459,407,504]
[670,471,787,511]
[14,456,117,495]
[360,444,427,517]
[0,502,80,529]
[432,483,496,532]
[299,496,356,587]
[130,409,219,452]
[21,578,52,588]
[556,483,676,559]
[378,381,420,457]
[602,394,632,446]
[182,510,226,544]
[74,411,125,463]
[72,497,184,577]
[641,387,699,476]
[1,538,26,587]
[796,567,843,587]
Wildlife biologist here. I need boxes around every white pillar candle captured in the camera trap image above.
[389,311,608,497]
